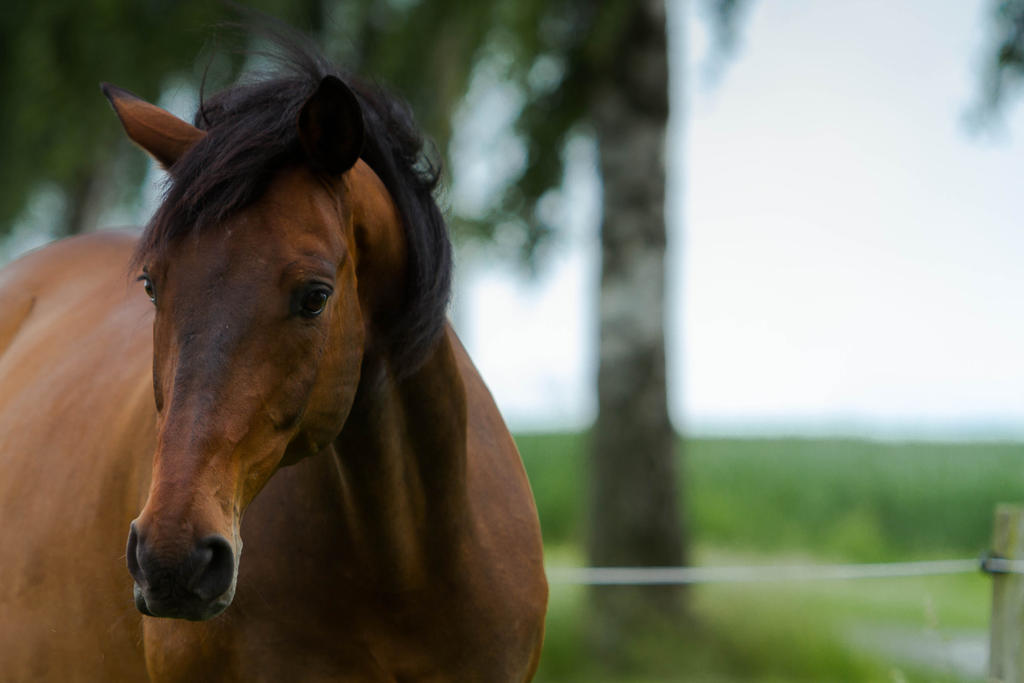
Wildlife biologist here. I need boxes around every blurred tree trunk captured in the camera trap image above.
[61,167,108,236]
[587,0,685,660]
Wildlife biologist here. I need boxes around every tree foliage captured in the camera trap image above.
[324,1,641,258]
[979,0,1024,110]
[0,1,318,237]
[0,0,743,252]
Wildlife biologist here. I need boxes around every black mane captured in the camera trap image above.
[136,28,452,375]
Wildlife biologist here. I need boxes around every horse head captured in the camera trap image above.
[105,75,408,620]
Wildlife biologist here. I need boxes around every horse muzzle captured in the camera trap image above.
[126,521,237,621]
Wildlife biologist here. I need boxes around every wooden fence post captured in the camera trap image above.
[989,504,1024,682]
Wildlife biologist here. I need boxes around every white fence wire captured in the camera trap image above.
[546,555,1024,585]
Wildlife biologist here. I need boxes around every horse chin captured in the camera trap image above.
[133,582,235,622]
[133,584,154,616]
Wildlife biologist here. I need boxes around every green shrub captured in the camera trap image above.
[517,432,1024,561]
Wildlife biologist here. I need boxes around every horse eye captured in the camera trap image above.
[299,287,331,318]
[138,275,156,304]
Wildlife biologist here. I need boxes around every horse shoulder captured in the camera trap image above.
[448,326,548,679]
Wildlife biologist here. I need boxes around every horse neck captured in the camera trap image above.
[330,326,471,585]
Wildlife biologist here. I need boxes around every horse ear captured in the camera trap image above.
[101,83,205,169]
[298,76,364,175]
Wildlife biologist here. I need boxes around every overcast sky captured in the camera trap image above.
[456,0,1024,439]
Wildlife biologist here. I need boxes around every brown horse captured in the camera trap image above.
[0,35,546,681]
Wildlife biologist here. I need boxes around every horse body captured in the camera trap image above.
[0,228,545,681]
[0,31,546,682]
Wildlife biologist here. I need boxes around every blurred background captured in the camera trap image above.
[3,0,1024,680]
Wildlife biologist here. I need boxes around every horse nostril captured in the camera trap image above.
[188,535,235,601]
[126,522,143,583]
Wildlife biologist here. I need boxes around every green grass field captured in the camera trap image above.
[516,432,1023,681]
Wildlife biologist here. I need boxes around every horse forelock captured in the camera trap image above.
[134,25,452,375]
